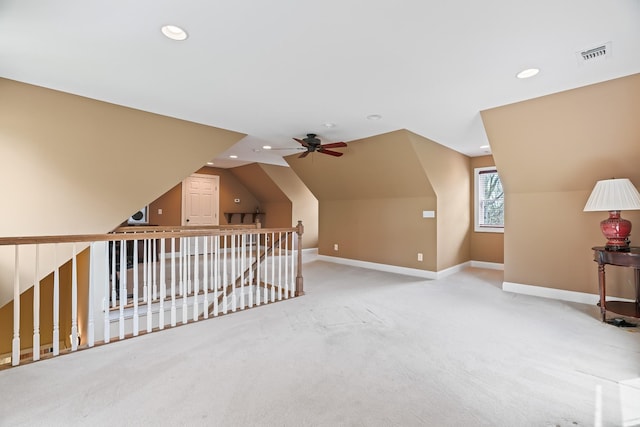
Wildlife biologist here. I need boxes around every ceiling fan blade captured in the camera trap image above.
[298,151,310,158]
[294,137,309,148]
[319,142,347,149]
[318,148,343,157]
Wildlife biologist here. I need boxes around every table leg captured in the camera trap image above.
[635,268,640,311]
[598,263,606,322]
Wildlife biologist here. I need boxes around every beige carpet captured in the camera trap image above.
[1,261,639,426]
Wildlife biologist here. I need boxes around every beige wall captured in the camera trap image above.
[228,164,290,228]
[470,155,504,264]
[286,129,468,271]
[320,197,438,270]
[0,78,244,306]
[481,73,640,298]
[147,164,319,249]
[409,132,471,270]
[229,163,319,248]
[256,164,319,248]
[149,166,260,227]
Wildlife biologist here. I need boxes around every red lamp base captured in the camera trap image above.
[601,210,632,251]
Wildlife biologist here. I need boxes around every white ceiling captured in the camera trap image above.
[1,1,639,168]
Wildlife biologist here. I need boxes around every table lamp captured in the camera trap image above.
[584,178,640,251]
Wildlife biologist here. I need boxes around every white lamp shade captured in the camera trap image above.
[583,178,640,212]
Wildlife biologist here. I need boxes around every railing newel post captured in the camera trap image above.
[295,220,304,297]
[12,246,20,366]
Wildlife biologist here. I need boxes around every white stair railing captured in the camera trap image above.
[0,222,304,368]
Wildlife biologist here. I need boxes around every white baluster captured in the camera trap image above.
[146,240,152,333]
[182,237,188,325]
[209,236,215,291]
[71,244,78,351]
[119,240,126,340]
[284,232,289,298]
[258,232,263,305]
[179,237,184,296]
[152,239,158,301]
[202,236,209,319]
[213,235,220,317]
[132,239,139,336]
[223,235,228,314]
[193,236,199,322]
[291,231,296,297]
[231,235,237,312]
[87,242,96,347]
[159,238,165,329]
[270,232,276,303]
[103,243,110,344]
[142,239,148,303]
[12,246,20,366]
[111,242,117,307]
[240,234,245,310]
[171,237,177,327]
[186,238,191,295]
[53,246,60,356]
[33,244,40,361]
[278,232,282,301]
[248,234,253,308]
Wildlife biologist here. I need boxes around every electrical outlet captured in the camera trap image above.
[158,208,163,215]
[334,243,339,251]
[417,253,423,261]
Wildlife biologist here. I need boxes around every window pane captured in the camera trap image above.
[478,171,504,227]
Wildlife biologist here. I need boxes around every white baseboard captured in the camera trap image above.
[503,281,634,305]
[301,248,318,263]
[470,261,504,270]
[316,256,480,280]
[436,261,471,278]
[317,255,437,279]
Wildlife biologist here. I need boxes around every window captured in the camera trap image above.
[474,167,504,232]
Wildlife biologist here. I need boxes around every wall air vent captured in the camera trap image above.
[576,42,611,64]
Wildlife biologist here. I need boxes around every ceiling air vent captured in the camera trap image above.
[576,42,611,64]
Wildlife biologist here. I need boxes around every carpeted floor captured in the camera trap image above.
[1,260,639,426]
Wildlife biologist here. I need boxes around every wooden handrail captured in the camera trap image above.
[0,226,296,246]
[113,224,258,233]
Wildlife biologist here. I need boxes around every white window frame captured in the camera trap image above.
[474,166,504,233]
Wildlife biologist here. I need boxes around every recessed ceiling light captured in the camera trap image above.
[367,114,382,121]
[480,145,490,149]
[262,145,272,150]
[229,155,238,159]
[516,68,539,79]
[323,123,336,128]
[161,25,188,41]
[206,162,214,166]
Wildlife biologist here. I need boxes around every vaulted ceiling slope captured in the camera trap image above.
[286,130,435,200]
[1,1,639,167]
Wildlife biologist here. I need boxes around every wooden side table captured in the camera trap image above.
[592,246,640,321]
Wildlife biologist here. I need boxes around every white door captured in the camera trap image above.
[182,174,219,254]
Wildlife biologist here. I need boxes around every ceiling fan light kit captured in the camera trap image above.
[293,133,347,158]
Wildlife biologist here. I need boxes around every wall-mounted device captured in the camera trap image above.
[127,206,149,225]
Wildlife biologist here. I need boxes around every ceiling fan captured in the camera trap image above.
[293,133,347,158]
